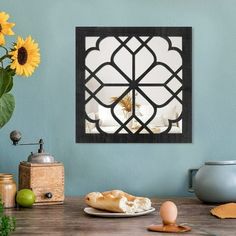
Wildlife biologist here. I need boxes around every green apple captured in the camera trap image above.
[16,189,36,207]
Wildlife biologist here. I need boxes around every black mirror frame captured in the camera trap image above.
[76,27,192,143]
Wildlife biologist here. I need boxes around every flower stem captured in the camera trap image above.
[0,45,9,54]
[0,54,11,63]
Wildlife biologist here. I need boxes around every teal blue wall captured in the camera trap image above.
[1,0,236,197]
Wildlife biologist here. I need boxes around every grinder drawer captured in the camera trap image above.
[33,187,64,204]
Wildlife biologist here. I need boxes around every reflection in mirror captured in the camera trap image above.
[85,36,183,134]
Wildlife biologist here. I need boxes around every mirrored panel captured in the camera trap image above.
[76,27,192,143]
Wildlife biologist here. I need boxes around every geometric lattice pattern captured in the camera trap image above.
[85,36,183,134]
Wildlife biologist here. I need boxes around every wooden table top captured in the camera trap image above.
[5,197,236,236]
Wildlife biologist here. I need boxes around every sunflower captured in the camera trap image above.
[9,36,40,77]
[0,12,15,45]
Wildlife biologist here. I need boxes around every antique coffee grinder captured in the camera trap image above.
[10,130,64,205]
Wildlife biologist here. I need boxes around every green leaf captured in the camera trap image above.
[0,69,13,97]
[0,194,16,236]
[5,66,15,77]
[0,93,15,129]
[4,77,13,94]
[0,197,3,215]
[0,215,16,235]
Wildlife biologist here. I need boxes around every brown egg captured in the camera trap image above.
[160,201,178,225]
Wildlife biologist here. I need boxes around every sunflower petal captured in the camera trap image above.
[0,12,10,22]
[1,22,15,35]
[0,33,5,45]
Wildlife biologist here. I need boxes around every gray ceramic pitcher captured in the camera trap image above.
[189,160,236,203]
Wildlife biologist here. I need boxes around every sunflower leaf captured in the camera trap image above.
[0,69,13,97]
[5,76,13,93]
[0,93,15,128]
[5,65,16,77]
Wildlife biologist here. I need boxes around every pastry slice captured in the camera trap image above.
[85,190,151,213]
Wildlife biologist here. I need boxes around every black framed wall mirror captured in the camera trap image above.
[76,27,192,143]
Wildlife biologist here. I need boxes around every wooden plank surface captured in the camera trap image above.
[4,197,236,236]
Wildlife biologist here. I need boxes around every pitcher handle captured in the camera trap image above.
[188,169,198,192]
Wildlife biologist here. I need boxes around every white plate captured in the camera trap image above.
[84,207,156,218]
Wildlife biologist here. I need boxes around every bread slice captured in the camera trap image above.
[85,190,151,213]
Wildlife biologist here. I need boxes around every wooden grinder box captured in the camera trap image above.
[19,162,64,205]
